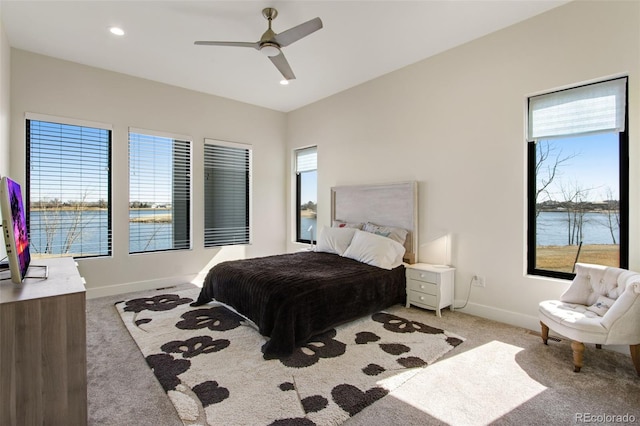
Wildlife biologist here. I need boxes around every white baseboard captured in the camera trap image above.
[456,300,630,355]
[455,300,540,332]
[86,274,199,300]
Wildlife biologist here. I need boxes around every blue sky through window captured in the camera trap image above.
[129,132,175,205]
[300,170,317,204]
[537,131,619,203]
[29,121,109,204]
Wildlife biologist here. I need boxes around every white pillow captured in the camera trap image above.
[342,230,406,270]
[332,220,364,230]
[362,222,408,245]
[586,295,616,316]
[315,226,357,256]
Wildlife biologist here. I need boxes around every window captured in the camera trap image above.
[295,146,317,243]
[204,139,251,247]
[26,115,112,258]
[129,129,191,253]
[527,77,628,279]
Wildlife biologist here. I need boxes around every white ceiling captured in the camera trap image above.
[1,1,568,112]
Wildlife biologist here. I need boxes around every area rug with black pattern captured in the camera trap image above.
[115,288,464,426]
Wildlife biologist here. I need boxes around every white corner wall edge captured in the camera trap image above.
[456,300,629,355]
[86,274,199,300]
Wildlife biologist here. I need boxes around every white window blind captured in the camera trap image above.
[204,139,252,247]
[129,129,192,253]
[528,77,627,141]
[296,146,317,172]
[26,116,112,258]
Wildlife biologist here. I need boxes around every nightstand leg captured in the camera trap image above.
[436,308,441,317]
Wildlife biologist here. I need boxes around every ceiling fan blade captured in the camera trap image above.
[194,41,260,49]
[269,52,296,80]
[274,17,322,47]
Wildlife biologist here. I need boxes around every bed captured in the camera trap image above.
[192,181,419,359]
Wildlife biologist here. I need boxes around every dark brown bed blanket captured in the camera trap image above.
[192,251,406,359]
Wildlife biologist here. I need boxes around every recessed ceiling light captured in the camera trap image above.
[280,79,289,86]
[109,27,125,36]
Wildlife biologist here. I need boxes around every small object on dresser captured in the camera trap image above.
[307,225,314,250]
[405,263,455,317]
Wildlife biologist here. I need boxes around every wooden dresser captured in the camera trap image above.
[0,257,87,426]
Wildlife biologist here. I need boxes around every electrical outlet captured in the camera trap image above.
[472,274,485,287]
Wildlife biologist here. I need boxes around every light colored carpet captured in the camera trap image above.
[87,283,640,425]
[114,288,463,425]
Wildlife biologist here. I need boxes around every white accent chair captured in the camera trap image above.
[538,263,640,375]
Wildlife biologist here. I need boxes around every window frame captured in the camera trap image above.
[203,138,252,248]
[294,146,317,244]
[295,172,306,243]
[526,78,629,280]
[25,113,113,259]
[128,128,193,254]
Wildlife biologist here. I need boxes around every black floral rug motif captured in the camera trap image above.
[115,288,464,426]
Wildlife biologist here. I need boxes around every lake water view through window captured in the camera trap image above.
[29,209,173,255]
[295,147,317,243]
[527,77,628,278]
[533,133,623,273]
[27,117,112,258]
[129,130,191,254]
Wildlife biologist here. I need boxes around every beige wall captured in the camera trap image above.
[286,0,640,329]
[0,13,9,177]
[5,1,639,332]
[10,50,287,296]
[0,13,10,263]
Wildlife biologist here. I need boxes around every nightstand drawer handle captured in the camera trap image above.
[420,273,426,278]
[419,296,424,300]
[420,285,425,289]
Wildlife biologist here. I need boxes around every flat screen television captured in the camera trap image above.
[0,176,31,283]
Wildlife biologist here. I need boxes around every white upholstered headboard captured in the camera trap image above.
[330,181,418,264]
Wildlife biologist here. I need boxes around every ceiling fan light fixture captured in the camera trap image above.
[260,43,280,57]
[280,79,289,85]
[109,26,125,36]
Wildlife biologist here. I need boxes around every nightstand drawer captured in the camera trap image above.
[406,268,437,283]
[407,279,437,295]
[408,290,437,307]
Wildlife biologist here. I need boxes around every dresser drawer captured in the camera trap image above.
[406,268,437,283]
[408,290,437,307]
[406,279,437,295]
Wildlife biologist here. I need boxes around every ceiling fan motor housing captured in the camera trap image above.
[194,7,323,81]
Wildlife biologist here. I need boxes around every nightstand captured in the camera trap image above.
[405,263,455,317]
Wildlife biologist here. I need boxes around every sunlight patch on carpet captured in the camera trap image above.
[115,288,464,426]
[389,340,547,425]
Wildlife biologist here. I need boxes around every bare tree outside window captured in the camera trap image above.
[27,117,112,259]
[532,135,622,274]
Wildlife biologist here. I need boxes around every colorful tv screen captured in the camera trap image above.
[1,176,31,283]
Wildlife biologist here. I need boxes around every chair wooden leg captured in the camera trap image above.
[571,341,585,373]
[540,321,549,345]
[630,344,640,377]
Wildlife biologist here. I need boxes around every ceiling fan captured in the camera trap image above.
[195,8,323,81]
